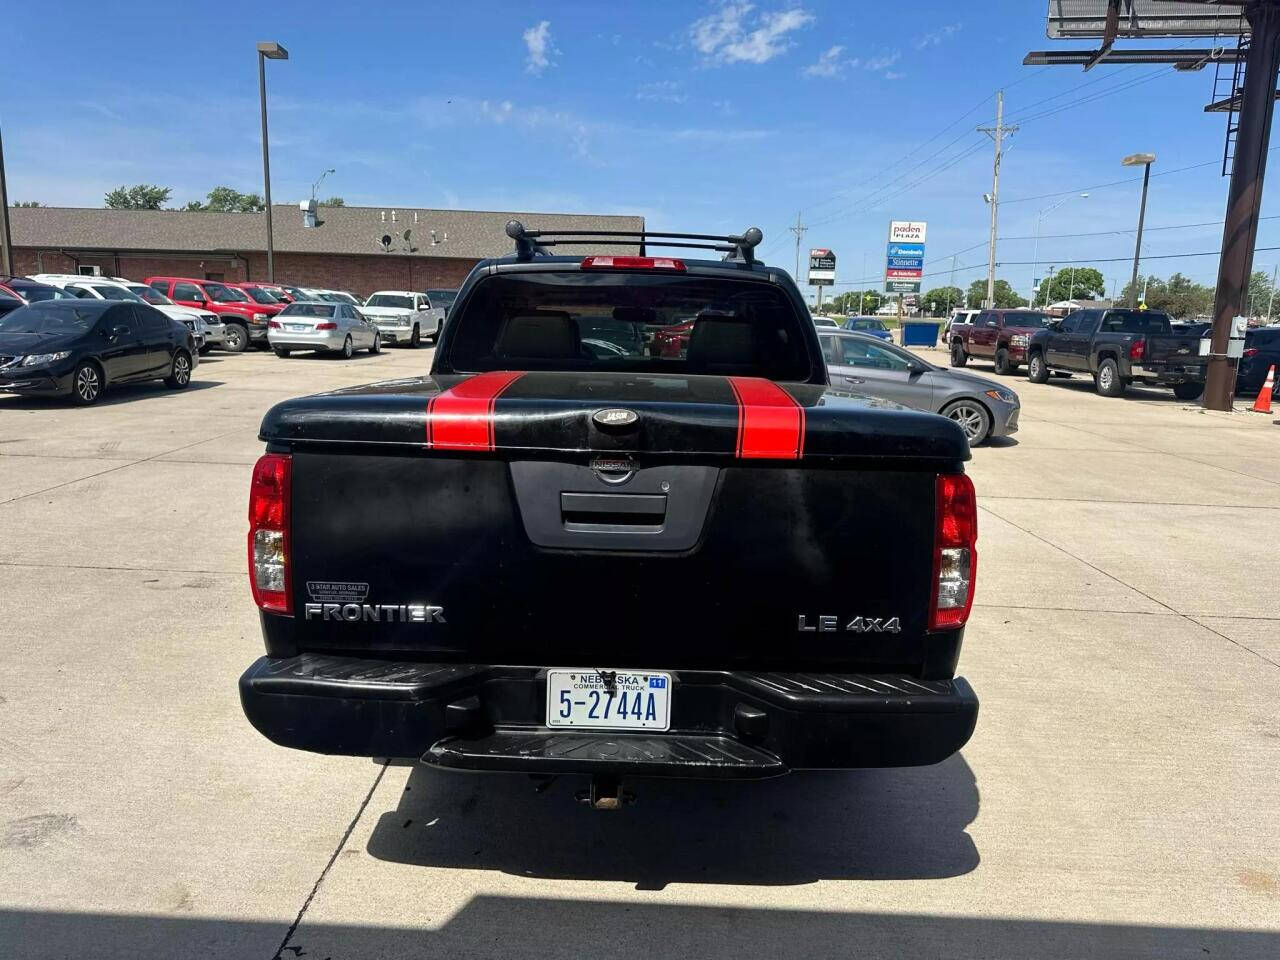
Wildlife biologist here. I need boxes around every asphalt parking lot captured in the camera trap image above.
[2,344,1278,959]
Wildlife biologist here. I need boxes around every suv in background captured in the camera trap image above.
[145,277,270,353]
[943,308,979,341]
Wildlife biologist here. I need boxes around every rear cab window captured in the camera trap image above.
[1100,310,1172,334]
[444,268,814,381]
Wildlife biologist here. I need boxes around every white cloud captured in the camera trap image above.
[884,70,906,80]
[913,23,961,49]
[804,44,855,78]
[864,51,901,73]
[690,3,814,65]
[637,81,688,103]
[523,21,557,75]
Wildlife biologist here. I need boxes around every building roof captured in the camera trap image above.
[7,205,645,260]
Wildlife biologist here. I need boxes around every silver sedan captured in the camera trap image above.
[817,329,1020,444]
[268,302,381,358]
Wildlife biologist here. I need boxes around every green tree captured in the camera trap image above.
[1040,267,1105,304]
[1247,269,1273,317]
[967,278,1027,309]
[923,285,964,315]
[11,201,43,207]
[185,186,266,213]
[104,184,171,209]
[318,196,345,207]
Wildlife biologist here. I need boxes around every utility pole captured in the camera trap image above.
[788,211,806,283]
[978,91,1017,308]
[1267,262,1278,323]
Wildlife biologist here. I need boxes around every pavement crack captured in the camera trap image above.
[979,503,1280,671]
[272,761,389,960]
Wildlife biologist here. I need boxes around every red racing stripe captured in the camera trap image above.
[426,371,525,451]
[726,376,805,460]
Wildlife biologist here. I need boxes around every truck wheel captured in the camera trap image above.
[163,350,192,389]
[950,340,967,367]
[222,323,248,353]
[409,325,421,349]
[942,400,992,445]
[1095,358,1125,397]
[993,348,1014,375]
[1027,351,1048,383]
[1173,381,1205,401]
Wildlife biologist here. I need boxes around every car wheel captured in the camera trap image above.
[70,361,103,406]
[950,340,967,367]
[164,350,192,389]
[1095,358,1125,397]
[222,323,248,353]
[341,335,354,359]
[993,348,1013,375]
[1173,381,1205,401]
[273,347,291,358]
[1027,351,1048,383]
[942,399,992,445]
[409,325,421,349]
[369,333,381,355]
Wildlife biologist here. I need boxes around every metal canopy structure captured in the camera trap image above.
[1026,0,1280,412]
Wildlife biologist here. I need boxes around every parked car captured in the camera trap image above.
[812,313,839,327]
[1239,326,1280,394]
[30,274,210,354]
[300,289,362,306]
[361,290,439,346]
[0,285,24,319]
[145,277,271,353]
[845,316,893,341]
[240,281,296,304]
[122,282,225,353]
[948,308,1055,375]
[267,302,380,358]
[0,299,196,405]
[238,222,979,800]
[1026,307,1206,399]
[819,328,1018,445]
[0,276,79,304]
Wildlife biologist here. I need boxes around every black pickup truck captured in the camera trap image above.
[1025,307,1205,399]
[239,223,979,806]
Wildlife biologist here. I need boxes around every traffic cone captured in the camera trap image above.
[1251,364,1275,414]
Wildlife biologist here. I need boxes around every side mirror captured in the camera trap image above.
[110,324,130,339]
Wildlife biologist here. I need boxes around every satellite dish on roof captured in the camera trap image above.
[403,229,412,242]
[379,234,392,250]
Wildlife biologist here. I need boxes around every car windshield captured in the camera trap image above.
[0,303,100,334]
[427,289,457,306]
[447,271,813,380]
[243,287,280,304]
[280,303,336,318]
[366,294,414,309]
[1004,312,1052,328]
[88,285,144,302]
[12,283,72,302]
[127,285,173,305]
[204,282,250,303]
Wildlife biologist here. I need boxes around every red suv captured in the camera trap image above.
[145,277,271,353]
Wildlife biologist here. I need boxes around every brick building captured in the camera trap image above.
[5,205,644,297]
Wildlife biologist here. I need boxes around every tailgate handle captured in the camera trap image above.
[560,492,667,531]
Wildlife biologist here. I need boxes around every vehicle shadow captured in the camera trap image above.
[1039,377,1194,404]
[366,755,980,889]
[4,894,1277,960]
[982,435,1019,448]
[0,380,222,409]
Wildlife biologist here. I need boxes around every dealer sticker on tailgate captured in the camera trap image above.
[546,670,671,731]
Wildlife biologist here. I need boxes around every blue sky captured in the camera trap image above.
[1,0,1269,296]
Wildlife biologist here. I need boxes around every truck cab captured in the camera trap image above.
[949,308,1054,375]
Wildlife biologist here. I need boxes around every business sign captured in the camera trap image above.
[885,221,926,294]
[808,248,836,286]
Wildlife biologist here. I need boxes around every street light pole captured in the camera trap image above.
[1031,193,1088,304]
[1123,152,1156,308]
[0,121,12,276]
[257,41,289,283]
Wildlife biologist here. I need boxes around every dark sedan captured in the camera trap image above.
[0,300,196,405]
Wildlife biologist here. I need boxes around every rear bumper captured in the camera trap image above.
[268,330,346,351]
[1127,363,1204,385]
[239,655,978,776]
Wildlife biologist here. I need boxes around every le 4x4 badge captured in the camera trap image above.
[797,615,902,634]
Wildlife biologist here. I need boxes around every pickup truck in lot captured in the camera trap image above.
[948,308,1054,375]
[239,223,979,807]
[1026,307,1205,399]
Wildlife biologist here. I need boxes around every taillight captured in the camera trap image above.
[581,255,686,271]
[1243,347,1259,358]
[268,320,281,329]
[1129,339,1145,362]
[315,322,337,330]
[929,473,977,631]
[248,453,292,614]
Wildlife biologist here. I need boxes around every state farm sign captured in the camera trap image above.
[888,221,927,243]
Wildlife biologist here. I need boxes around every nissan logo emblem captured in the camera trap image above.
[592,407,639,429]
[590,456,637,485]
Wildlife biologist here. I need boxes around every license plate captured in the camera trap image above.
[546,669,671,731]
[286,323,310,331]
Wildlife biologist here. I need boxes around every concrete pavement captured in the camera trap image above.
[1,344,1277,959]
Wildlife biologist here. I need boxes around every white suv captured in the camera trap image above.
[31,275,224,353]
